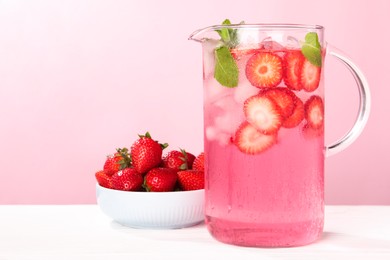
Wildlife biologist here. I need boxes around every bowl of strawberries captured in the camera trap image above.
[95,132,205,229]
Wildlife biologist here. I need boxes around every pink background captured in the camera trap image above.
[0,0,388,204]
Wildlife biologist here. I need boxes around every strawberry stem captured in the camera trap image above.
[137,131,169,150]
[116,147,132,169]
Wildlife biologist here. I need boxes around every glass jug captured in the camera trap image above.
[189,23,370,247]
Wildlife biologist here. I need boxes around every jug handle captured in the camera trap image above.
[325,44,371,157]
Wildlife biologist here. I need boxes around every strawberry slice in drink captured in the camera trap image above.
[283,50,304,91]
[302,123,324,139]
[301,59,321,92]
[234,122,277,155]
[245,52,283,88]
[244,94,283,134]
[304,95,324,129]
[230,45,262,60]
[283,97,305,128]
[262,87,296,120]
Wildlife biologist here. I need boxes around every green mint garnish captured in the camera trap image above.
[214,19,241,87]
[216,19,232,43]
[301,32,322,67]
[214,46,239,88]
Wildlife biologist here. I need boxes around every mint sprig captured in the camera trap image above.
[214,19,240,88]
[214,46,239,88]
[301,32,322,67]
[216,19,240,48]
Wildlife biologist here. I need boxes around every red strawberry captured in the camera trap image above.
[131,132,168,174]
[177,170,204,191]
[244,94,283,134]
[283,50,304,91]
[95,170,112,189]
[110,168,143,191]
[234,122,277,155]
[263,87,296,119]
[300,59,321,92]
[103,148,131,176]
[143,168,178,192]
[245,52,283,88]
[162,149,195,171]
[304,95,324,129]
[283,97,305,128]
[192,152,205,171]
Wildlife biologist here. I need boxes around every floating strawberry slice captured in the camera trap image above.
[263,87,296,119]
[283,50,304,91]
[245,52,283,88]
[230,46,261,60]
[304,95,324,129]
[283,97,305,128]
[302,123,324,139]
[244,94,283,134]
[234,122,277,155]
[301,59,321,92]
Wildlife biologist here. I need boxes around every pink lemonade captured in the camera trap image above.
[202,36,325,247]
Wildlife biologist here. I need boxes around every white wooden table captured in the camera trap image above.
[0,205,389,259]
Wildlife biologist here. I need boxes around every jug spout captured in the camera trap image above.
[188,26,213,43]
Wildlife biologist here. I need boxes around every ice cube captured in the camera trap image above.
[260,37,284,51]
[213,94,238,111]
[233,82,260,104]
[214,106,244,134]
[285,36,300,49]
[205,126,219,141]
[217,132,232,146]
[204,78,231,106]
[202,39,219,80]
[205,126,231,146]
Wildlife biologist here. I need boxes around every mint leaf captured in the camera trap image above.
[216,19,232,43]
[214,46,239,88]
[301,32,322,67]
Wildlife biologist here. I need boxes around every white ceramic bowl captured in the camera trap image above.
[96,184,205,229]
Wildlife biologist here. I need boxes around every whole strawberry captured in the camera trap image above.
[111,168,143,191]
[95,170,112,189]
[103,147,131,176]
[131,132,168,174]
[192,152,205,172]
[162,149,196,171]
[177,170,204,191]
[143,168,178,192]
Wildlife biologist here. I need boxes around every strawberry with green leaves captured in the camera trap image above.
[162,149,195,171]
[103,148,131,176]
[177,170,204,191]
[130,132,168,174]
[143,168,178,192]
